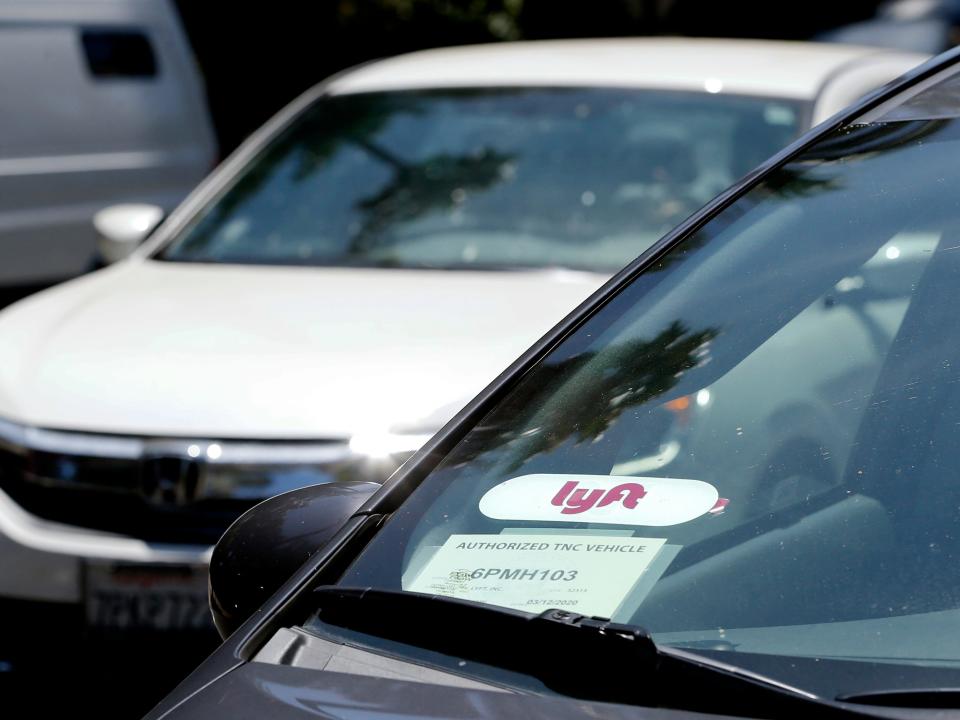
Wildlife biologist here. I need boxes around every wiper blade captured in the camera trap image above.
[310,587,871,719]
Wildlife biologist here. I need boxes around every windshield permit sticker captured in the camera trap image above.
[479,474,719,526]
[405,533,669,618]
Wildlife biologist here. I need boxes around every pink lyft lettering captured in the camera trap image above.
[550,480,647,515]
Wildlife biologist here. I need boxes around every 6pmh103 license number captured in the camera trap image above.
[407,533,668,618]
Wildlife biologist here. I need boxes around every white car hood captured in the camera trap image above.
[0,260,606,439]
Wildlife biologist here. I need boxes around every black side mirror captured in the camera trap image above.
[209,481,379,639]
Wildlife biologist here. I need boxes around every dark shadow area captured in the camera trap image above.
[173,1,885,154]
[0,282,56,311]
[0,597,218,718]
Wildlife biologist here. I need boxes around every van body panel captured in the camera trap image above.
[0,0,216,284]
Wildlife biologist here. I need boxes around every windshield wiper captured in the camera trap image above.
[310,586,875,719]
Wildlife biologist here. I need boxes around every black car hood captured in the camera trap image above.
[155,661,739,720]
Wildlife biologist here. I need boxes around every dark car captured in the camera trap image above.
[149,45,960,720]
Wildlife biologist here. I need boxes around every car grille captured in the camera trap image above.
[0,437,365,545]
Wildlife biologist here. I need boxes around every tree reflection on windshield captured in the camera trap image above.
[450,320,718,473]
[349,146,516,257]
[161,88,802,271]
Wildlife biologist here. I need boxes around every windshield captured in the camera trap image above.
[319,101,960,697]
[159,88,801,273]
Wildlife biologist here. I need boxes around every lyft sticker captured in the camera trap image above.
[478,474,719,526]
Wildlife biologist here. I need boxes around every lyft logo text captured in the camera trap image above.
[551,480,647,514]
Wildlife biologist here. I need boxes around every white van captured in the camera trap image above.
[0,0,216,286]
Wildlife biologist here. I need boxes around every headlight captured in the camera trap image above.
[348,430,434,460]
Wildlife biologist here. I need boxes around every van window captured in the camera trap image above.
[81,29,157,78]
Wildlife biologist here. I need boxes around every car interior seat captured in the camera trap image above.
[841,220,960,613]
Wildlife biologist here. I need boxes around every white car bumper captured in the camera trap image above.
[0,487,210,603]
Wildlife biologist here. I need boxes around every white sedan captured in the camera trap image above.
[0,39,925,631]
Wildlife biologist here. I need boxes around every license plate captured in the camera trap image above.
[85,563,212,631]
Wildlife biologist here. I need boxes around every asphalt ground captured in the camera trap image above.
[0,597,221,718]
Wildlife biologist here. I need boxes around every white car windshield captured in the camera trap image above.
[159,88,801,273]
